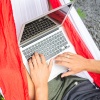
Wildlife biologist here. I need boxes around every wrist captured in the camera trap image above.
[35,83,48,90]
[83,59,94,71]
[34,82,48,90]
[82,59,91,71]
[86,59,100,73]
[35,84,48,100]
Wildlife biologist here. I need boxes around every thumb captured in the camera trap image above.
[61,71,75,78]
[48,59,53,72]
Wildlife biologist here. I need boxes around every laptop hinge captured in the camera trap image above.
[21,28,59,48]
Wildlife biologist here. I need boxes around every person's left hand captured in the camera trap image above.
[28,52,53,89]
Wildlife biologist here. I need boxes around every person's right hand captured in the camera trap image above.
[28,52,53,89]
[55,52,89,77]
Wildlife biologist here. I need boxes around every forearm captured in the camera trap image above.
[35,84,48,100]
[25,69,35,100]
[84,59,100,73]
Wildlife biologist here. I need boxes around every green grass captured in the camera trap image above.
[77,8,86,19]
[0,94,4,100]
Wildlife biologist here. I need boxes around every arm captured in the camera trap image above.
[25,69,35,100]
[35,84,48,100]
[55,52,100,77]
[84,59,100,73]
[28,52,53,100]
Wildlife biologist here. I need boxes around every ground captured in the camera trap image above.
[74,0,100,50]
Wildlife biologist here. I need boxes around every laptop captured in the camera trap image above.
[19,2,76,81]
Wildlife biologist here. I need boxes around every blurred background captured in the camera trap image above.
[74,0,100,50]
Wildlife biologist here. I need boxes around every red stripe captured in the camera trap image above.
[0,0,29,99]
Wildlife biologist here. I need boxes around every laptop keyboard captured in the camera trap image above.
[21,16,56,42]
[22,31,70,60]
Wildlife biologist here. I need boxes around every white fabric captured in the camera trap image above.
[0,88,4,98]
[11,0,49,38]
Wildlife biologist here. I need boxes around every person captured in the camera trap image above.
[27,52,100,100]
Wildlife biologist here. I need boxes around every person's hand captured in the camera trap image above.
[55,52,89,77]
[28,52,53,89]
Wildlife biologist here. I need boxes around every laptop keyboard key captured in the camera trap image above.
[22,31,69,60]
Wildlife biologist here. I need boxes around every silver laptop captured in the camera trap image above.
[19,2,73,62]
[19,2,76,81]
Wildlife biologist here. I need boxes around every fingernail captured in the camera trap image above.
[61,75,64,78]
[35,52,38,55]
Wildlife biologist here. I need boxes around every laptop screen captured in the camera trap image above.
[19,3,73,44]
[48,3,72,25]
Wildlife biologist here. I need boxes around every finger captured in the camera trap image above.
[61,71,75,77]
[55,56,71,62]
[63,52,76,56]
[34,52,41,66]
[28,59,34,74]
[56,52,73,59]
[40,54,46,64]
[62,52,75,59]
[48,59,53,72]
[55,61,71,68]
[32,55,38,68]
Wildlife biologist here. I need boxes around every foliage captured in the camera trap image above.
[77,8,86,19]
[0,94,4,100]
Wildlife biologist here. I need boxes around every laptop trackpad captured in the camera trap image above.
[48,63,68,81]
